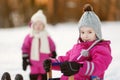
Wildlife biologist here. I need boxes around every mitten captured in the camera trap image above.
[60,61,83,76]
[43,59,52,72]
[51,51,57,58]
[22,53,30,71]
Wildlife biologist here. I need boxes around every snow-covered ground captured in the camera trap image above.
[0,22,120,80]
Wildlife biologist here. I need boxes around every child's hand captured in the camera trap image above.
[60,61,83,76]
[43,59,52,72]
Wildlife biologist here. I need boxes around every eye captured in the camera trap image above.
[89,31,92,33]
[81,32,84,34]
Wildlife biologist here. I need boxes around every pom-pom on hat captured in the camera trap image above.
[78,4,102,40]
[31,10,47,26]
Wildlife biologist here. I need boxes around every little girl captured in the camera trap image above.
[43,4,112,80]
[21,10,57,80]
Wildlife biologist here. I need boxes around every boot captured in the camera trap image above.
[30,74,39,80]
[1,72,11,80]
[15,74,23,80]
[41,74,47,80]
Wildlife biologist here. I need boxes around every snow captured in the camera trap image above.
[0,22,120,80]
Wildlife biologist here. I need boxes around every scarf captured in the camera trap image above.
[30,30,50,61]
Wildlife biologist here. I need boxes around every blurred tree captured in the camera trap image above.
[46,0,93,23]
[7,0,25,27]
[21,0,34,23]
[93,0,108,21]
[107,0,117,21]
[0,0,120,28]
[0,0,13,28]
[116,0,120,20]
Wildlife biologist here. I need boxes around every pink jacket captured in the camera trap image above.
[22,34,56,74]
[52,40,112,80]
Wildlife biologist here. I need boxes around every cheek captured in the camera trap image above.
[33,26,37,30]
[80,34,85,40]
[80,34,84,38]
[33,26,40,31]
[91,34,96,39]
[40,26,44,30]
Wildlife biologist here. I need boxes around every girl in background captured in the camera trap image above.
[22,10,57,80]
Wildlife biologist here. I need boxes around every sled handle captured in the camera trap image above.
[47,63,59,79]
[91,76,100,80]
[47,65,52,80]
[68,75,74,80]
[47,62,74,80]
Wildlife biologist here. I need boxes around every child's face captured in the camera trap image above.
[80,27,96,42]
[33,21,44,33]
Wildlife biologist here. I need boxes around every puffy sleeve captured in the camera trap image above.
[48,36,56,52]
[21,34,31,55]
[57,43,81,62]
[58,50,72,62]
[78,45,112,77]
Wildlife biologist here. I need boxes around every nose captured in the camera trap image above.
[84,34,88,38]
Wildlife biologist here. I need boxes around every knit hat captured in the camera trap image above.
[78,4,102,40]
[31,10,47,26]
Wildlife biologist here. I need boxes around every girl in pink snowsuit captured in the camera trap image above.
[21,10,57,80]
[43,4,112,80]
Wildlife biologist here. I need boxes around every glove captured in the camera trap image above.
[60,61,83,76]
[51,51,57,58]
[43,59,51,72]
[22,54,30,71]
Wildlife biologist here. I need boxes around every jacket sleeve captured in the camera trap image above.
[58,49,72,62]
[78,46,112,76]
[21,34,31,55]
[48,36,56,52]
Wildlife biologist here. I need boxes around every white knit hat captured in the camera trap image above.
[78,4,102,40]
[31,10,47,26]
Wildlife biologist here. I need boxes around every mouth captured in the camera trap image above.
[84,39,90,42]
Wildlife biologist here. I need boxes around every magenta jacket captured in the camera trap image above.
[22,34,56,74]
[52,40,112,80]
